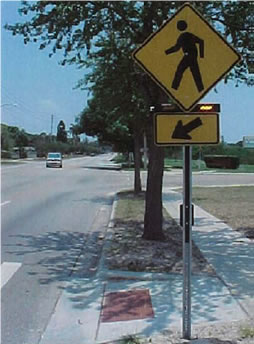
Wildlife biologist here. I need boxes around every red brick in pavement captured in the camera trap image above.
[100,289,154,322]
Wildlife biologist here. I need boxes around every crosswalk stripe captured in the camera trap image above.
[1,262,22,288]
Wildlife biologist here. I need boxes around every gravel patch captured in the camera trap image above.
[105,216,215,275]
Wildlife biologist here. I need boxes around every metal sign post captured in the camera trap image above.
[153,104,220,339]
[183,146,192,339]
[133,2,240,339]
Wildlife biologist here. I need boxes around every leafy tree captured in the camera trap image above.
[15,129,29,157]
[5,1,253,240]
[57,120,68,143]
[6,125,20,139]
[76,33,149,193]
[1,124,29,157]
[1,124,15,152]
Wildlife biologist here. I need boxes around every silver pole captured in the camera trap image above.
[183,146,192,339]
[50,114,54,140]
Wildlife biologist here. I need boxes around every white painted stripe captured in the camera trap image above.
[1,201,11,207]
[1,262,22,288]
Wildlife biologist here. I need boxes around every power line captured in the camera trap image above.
[1,86,63,123]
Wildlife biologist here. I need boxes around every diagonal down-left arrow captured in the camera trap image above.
[172,117,203,139]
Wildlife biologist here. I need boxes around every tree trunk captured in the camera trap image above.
[138,2,169,240]
[133,130,142,194]
[143,125,165,241]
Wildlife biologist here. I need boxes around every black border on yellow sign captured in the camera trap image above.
[132,3,241,112]
[154,112,220,146]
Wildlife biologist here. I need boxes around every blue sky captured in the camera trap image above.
[1,1,254,143]
[1,0,88,137]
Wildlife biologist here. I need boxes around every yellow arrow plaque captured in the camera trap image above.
[155,113,219,145]
[133,4,241,111]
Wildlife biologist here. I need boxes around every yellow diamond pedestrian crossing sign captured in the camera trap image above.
[133,3,241,111]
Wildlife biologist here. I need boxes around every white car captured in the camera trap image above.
[46,152,63,168]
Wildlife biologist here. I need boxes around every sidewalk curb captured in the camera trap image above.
[85,164,122,171]
[40,189,253,344]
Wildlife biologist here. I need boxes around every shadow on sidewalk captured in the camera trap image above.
[5,230,104,286]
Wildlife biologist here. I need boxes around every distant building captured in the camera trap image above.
[243,136,254,148]
[11,146,37,159]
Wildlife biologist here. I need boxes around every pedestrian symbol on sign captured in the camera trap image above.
[132,3,241,111]
[165,20,204,92]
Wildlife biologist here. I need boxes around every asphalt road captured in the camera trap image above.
[1,154,133,344]
[1,155,254,344]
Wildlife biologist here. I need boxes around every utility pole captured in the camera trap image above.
[50,114,54,141]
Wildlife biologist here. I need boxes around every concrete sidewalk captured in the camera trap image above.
[40,189,253,344]
[163,188,254,318]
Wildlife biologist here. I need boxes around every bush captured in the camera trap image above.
[196,144,254,166]
[204,155,240,169]
[1,150,12,159]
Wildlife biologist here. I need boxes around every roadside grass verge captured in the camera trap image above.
[114,186,254,240]
[164,158,207,171]
[1,160,26,165]
[214,164,254,173]
[114,190,179,225]
[192,186,254,239]
[240,326,254,339]
[165,158,254,172]
[113,151,254,172]
[119,335,143,344]
[117,155,254,173]
[114,190,145,222]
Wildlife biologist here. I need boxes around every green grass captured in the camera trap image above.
[192,186,254,235]
[115,191,145,222]
[240,326,254,338]
[214,164,254,173]
[0,160,25,165]
[164,158,207,170]
[115,154,254,173]
[119,335,143,344]
[164,158,254,172]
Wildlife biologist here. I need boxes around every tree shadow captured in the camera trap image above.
[5,230,104,286]
[192,219,254,300]
[236,226,254,239]
[96,272,245,343]
[4,227,249,343]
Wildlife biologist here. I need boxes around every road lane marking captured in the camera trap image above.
[1,262,22,288]
[1,201,11,207]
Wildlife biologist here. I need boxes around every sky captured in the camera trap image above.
[1,0,88,138]
[1,0,254,143]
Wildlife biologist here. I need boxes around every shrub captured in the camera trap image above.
[204,155,240,169]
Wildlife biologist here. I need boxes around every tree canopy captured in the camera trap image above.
[5,1,253,82]
[57,120,68,143]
